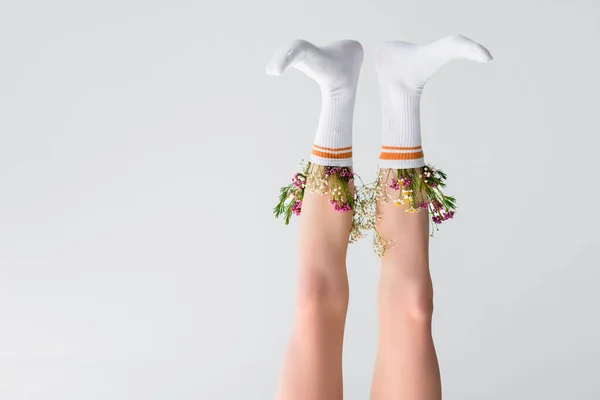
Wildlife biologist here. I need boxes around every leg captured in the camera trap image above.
[268,39,364,400]
[370,171,441,400]
[370,35,492,399]
[276,174,353,400]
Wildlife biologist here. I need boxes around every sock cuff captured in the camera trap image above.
[310,144,353,167]
[310,89,356,167]
[378,144,425,169]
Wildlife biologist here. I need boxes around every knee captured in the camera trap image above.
[296,267,349,312]
[382,278,434,322]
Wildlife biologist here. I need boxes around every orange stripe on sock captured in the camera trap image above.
[313,144,353,152]
[312,149,353,159]
[379,151,424,160]
[381,145,422,151]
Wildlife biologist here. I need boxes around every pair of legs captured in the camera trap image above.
[270,35,492,400]
[275,173,440,400]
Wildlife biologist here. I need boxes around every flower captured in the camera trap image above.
[291,200,302,216]
[277,163,456,257]
[339,168,354,179]
[443,210,455,220]
[330,199,352,212]
[292,173,306,190]
[325,167,339,176]
[388,179,401,191]
[431,200,444,211]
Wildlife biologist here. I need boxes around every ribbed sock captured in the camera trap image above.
[375,34,493,169]
[267,39,364,167]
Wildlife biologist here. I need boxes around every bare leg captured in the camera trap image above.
[275,172,353,400]
[269,39,363,400]
[370,170,442,400]
[370,35,492,399]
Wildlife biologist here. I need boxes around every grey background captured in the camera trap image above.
[1,0,599,399]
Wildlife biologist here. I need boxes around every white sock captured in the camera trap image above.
[267,39,364,167]
[376,34,493,169]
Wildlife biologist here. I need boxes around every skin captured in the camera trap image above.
[275,169,441,400]
[370,170,441,400]
[275,175,353,400]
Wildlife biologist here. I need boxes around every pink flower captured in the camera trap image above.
[388,179,401,191]
[291,200,302,216]
[292,173,305,190]
[330,200,352,212]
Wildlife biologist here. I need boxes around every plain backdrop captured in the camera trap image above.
[1,0,599,399]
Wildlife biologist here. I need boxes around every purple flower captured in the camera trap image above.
[325,167,339,176]
[388,179,401,191]
[419,201,430,210]
[431,210,454,224]
[330,200,352,212]
[323,166,353,180]
[402,178,411,187]
[291,200,302,216]
[292,173,305,190]
[339,168,354,180]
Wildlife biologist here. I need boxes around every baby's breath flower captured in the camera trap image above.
[275,162,456,254]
